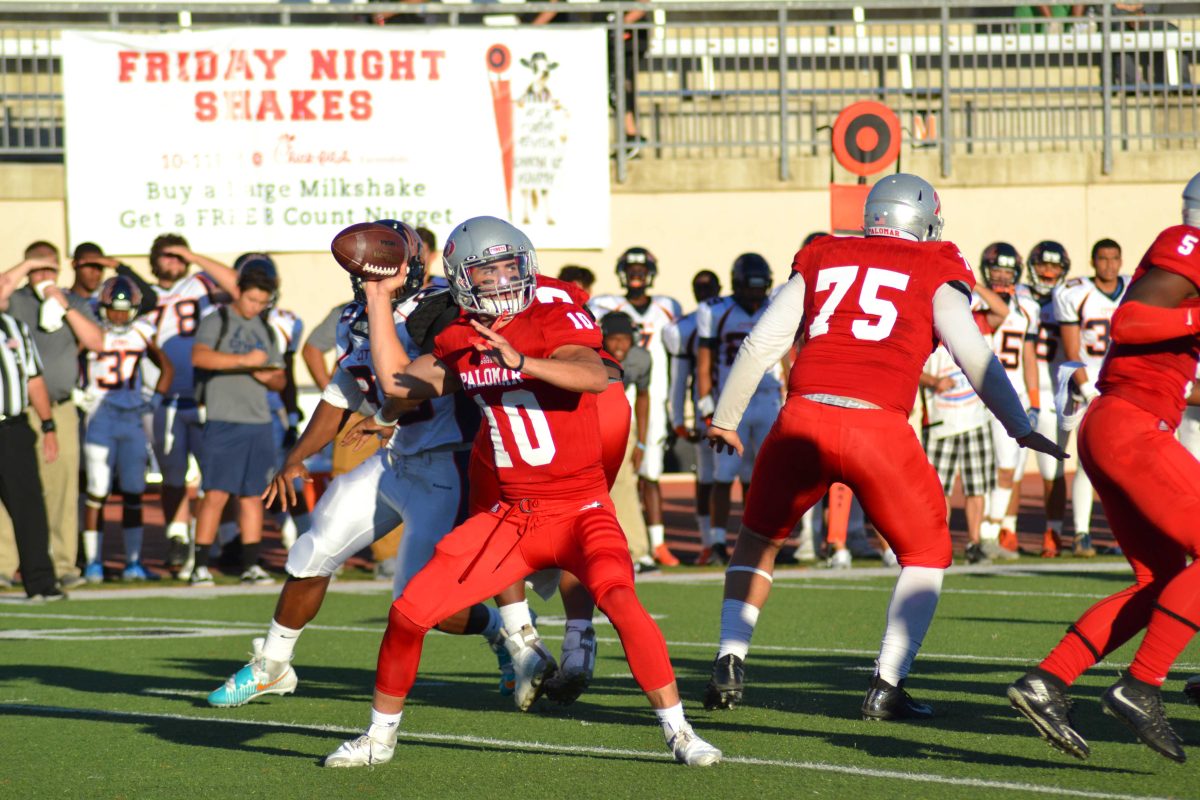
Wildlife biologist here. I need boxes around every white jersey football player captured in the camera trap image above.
[207,221,526,711]
[1053,238,1128,557]
[80,277,174,582]
[697,254,782,562]
[976,243,1041,560]
[589,247,683,565]
[663,270,722,562]
[1022,240,1071,556]
[140,234,241,572]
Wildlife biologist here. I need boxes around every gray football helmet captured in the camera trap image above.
[863,173,944,242]
[1184,171,1200,226]
[443,216,538,317]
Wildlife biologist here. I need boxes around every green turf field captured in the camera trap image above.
[2,565,1197,799]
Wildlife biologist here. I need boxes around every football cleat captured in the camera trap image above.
[166,535,190,569]
[634,556,659,574]
[188,566,214,586]
[208,637,298,708]
[323,733,396,768]
[881,547,900,568]
[1185,674,1200,705]
[703,653,744,710]
[828,548,852,570]
[279,515,298,551]
[708,542,730,565]
[84,562,104,584]
[1101,675,1186,763]
[1040,529,1062,558]
[489,633,517,697]
[653,543,681,567]
[545,626,596,706]
[965,542,991,565]
[1072,534,1097,558]
[122,563,158,581]
[861,674,934,721]
[668,722,722,767]
[981,538,1020,562]
[998,528,1021,554]
[792,529,817,562]
[503,624,557,712]
[240,564,276,585]
[1007,672,1090,759]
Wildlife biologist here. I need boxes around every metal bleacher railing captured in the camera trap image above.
[0,0,1196,182]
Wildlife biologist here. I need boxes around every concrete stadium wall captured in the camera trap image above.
[1,149,1193,385]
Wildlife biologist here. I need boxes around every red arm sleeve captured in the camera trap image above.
[1109,301,1200,345]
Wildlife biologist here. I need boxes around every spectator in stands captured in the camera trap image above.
[415,227,445,288]
[559,265,597,296]
[600,311,654,571]
[0,242,102,591]
[1015,4,1086,34]
[0,259,63,601]
[188,267,285,586]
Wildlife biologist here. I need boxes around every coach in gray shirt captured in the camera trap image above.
[0,242,102,589]
[189,265,285,586]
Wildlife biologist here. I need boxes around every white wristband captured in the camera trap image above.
[373,407,395,427]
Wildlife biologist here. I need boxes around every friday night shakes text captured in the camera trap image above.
[117,47,446,121]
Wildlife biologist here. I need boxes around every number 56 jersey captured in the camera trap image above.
[788,235,976,415]
[433,300,606,503]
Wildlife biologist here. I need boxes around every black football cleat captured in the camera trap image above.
[861,674,934,721]
[1101,674,1186,763]
[166,536,190,570]
[703,654,744,710]
[1007,672,1090,759]
[1184,674,1200,706]
[709,543,730,566]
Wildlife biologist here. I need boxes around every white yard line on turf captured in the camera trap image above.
[2,610,1197,670]
[0,702,1184,800]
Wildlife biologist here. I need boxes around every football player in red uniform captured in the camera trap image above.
[1007,173,1200,764]
[701,174,1064,718]
[323,216,720,769]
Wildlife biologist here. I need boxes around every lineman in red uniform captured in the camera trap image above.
[701,174,1065,718]
[1008,173,1200,764]
[323,216,720,769]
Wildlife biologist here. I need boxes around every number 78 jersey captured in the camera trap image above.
[788,235,976,415]
[433,299,607,502]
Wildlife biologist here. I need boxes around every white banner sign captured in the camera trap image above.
[61,27,610,254]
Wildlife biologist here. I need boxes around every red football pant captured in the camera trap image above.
[467,381,630,515]
[825,483,852,549]
[1039,395,1200,686]
[375,494,674,698]
[742,397,950,568]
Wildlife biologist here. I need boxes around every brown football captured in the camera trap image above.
[330,221,410,280]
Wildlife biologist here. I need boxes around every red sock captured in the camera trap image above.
[1039,583,1158,684]
[375,602,429,698]
[1130,606,1199,686]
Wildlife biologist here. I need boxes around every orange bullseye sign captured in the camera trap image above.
[832,101,901,177]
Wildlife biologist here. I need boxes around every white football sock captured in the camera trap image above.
[648,524,665,548]
[989,486,1013,528]
[696,515,712,546]
[979,520,1000,542]
[1072,469,1094,536]
[717,599,760,661]
[123,527,144,565]
[82,530,101,565]
[368,709,402,742]
[166,521,189,542]
[876,566,944,685]
[565,618,593,635]
[710,527,727,546]
[655,701,687,740]
[1001,514,1018,532]
[262,619,304,663]
[499,601,532,635]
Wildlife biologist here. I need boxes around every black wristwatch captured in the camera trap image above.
[40,418,56,434]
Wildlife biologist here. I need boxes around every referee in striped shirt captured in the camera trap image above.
[0,273,62,601]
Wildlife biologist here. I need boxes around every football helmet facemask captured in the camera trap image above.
[98,276,142,330]
[979,242,1023,294]
[731,253,772,311]
[1027,240,1070,296]
[443,216,538,317]
[616,246,658,289]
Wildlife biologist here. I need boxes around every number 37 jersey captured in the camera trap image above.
[788,235,977,415]
[434,300,606,502]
